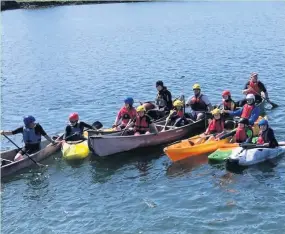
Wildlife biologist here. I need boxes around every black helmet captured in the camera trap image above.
[156,80,164,87]
[239,118,249,125]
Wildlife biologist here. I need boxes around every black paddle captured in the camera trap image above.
[2,133,44,167]
[249,89,278,109]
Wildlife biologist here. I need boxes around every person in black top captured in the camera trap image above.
[155,80,173,112]
[0,115,55,161]
[257,119,278,148]
[239,72,270,105]
[64,113,95,141]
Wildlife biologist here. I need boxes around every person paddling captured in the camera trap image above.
[0,116,55,161]
[223,94,260,126]
[234,118,253,143]
[186,84,213,120]
[220,90,236,111]
[256,119,278,148]
[167,100,189,127]
[241,72,270,104]
[205,109,225,136]
[155,80,173,112]
[64,113,95,141]
[128,105,158,136]
[113,97,137,130]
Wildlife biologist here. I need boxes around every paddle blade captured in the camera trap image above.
[92,121,103,130]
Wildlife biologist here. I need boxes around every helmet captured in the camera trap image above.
[156,80,164,87]
[238,118,249,125]
[246,94,255,101]
[211,108,221,115]
[222,90,231,96]
[124,97,134,106]
[69,112,79,122]
[173,100,183,107]
[136,105,145,112]
[192,84,201,90]
[23,115,36,126]
[258,119,268,126]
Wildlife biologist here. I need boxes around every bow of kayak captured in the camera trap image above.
[62,140,89,160]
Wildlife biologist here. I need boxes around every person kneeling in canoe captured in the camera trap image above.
[128,105,158,136]
[64,113,95,141]
[186,83,213,120]
[112,97,137,130]
[167,100,189,127]
[0,115,55,161]
[256,119,278,148]
[223,94,260,126]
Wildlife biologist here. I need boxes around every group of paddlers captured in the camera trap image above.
[0,72,279,162]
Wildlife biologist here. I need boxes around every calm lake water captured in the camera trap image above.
[1,1,285,233]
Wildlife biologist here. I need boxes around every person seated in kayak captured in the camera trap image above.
[64,113,95,142]
[203,109,225,141]
[155,80,173,112]
[167,100,189,127]
[128,105,158,136]
[256,119,278,148]
[240,72,270,105]
[186,83,213,120]
[0,115,55,161]
[234,118,253,143]
[113,97,137,130]
[223,94,260,126]
[219,90,236,111]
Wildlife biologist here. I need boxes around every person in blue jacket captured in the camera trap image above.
[223,94,260,126]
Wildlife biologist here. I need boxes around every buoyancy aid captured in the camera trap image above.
[190,94,207,111]
[119,107,136,125]
[23,126,41,144]
[235,126,253,143]
[241,104,255,119]
[207,119,224,134]
[70,122,83,136]
[223,100,235,111]
[247,81,261,95]
[134,115,150,133]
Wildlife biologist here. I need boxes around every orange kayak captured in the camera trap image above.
[164,136,230,162]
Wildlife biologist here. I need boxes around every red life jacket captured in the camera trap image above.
[241,104,254,119]
[190,94,207,111]
[223,100,235,111]
[257,130,265,144]
[235,127,247,143]
[207,119,224,134]
[247,81,261,95]
[134,115,150,133]
[177,110,184,118]
[118,107,136,125]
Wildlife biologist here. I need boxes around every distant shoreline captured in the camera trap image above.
[1,0,152,11]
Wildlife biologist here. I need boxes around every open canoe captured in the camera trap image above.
[1,140,61,177]
[88,118,207,157]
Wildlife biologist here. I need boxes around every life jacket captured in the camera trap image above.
[156,88,170,108]
[190,94,207,111]
[70,122,83,136]
[23,125,41,144]
[119,106,136,125]
[207,118,224,134]
[223,100,235,111]
[235,126,253,143]
[247,81,261,95]
[134,115,150,133]
[241,104,255,119]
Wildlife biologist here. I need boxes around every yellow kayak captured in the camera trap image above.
[62,140,89,160]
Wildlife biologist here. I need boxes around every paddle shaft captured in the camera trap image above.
[248,88,278,108]
[121,118,134,136]
[2,133,43,167]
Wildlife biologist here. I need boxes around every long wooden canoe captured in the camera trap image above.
[1,140,61,177]
[88,118,207,157]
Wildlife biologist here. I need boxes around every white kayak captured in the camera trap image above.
[227,141,285,166]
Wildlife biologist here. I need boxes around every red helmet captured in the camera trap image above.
[222,90,231,96]
[69,112,79,122]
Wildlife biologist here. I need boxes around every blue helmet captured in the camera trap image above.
[258,119,268,126]
[23,115,36,126]
[124,97,134,106]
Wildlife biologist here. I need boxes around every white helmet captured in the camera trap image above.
[246,94,255,101]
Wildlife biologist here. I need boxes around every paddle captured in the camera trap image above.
[162,110,175,132]
[2,133,44,167]
[248,88,278,109]
[121,118,134,136]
